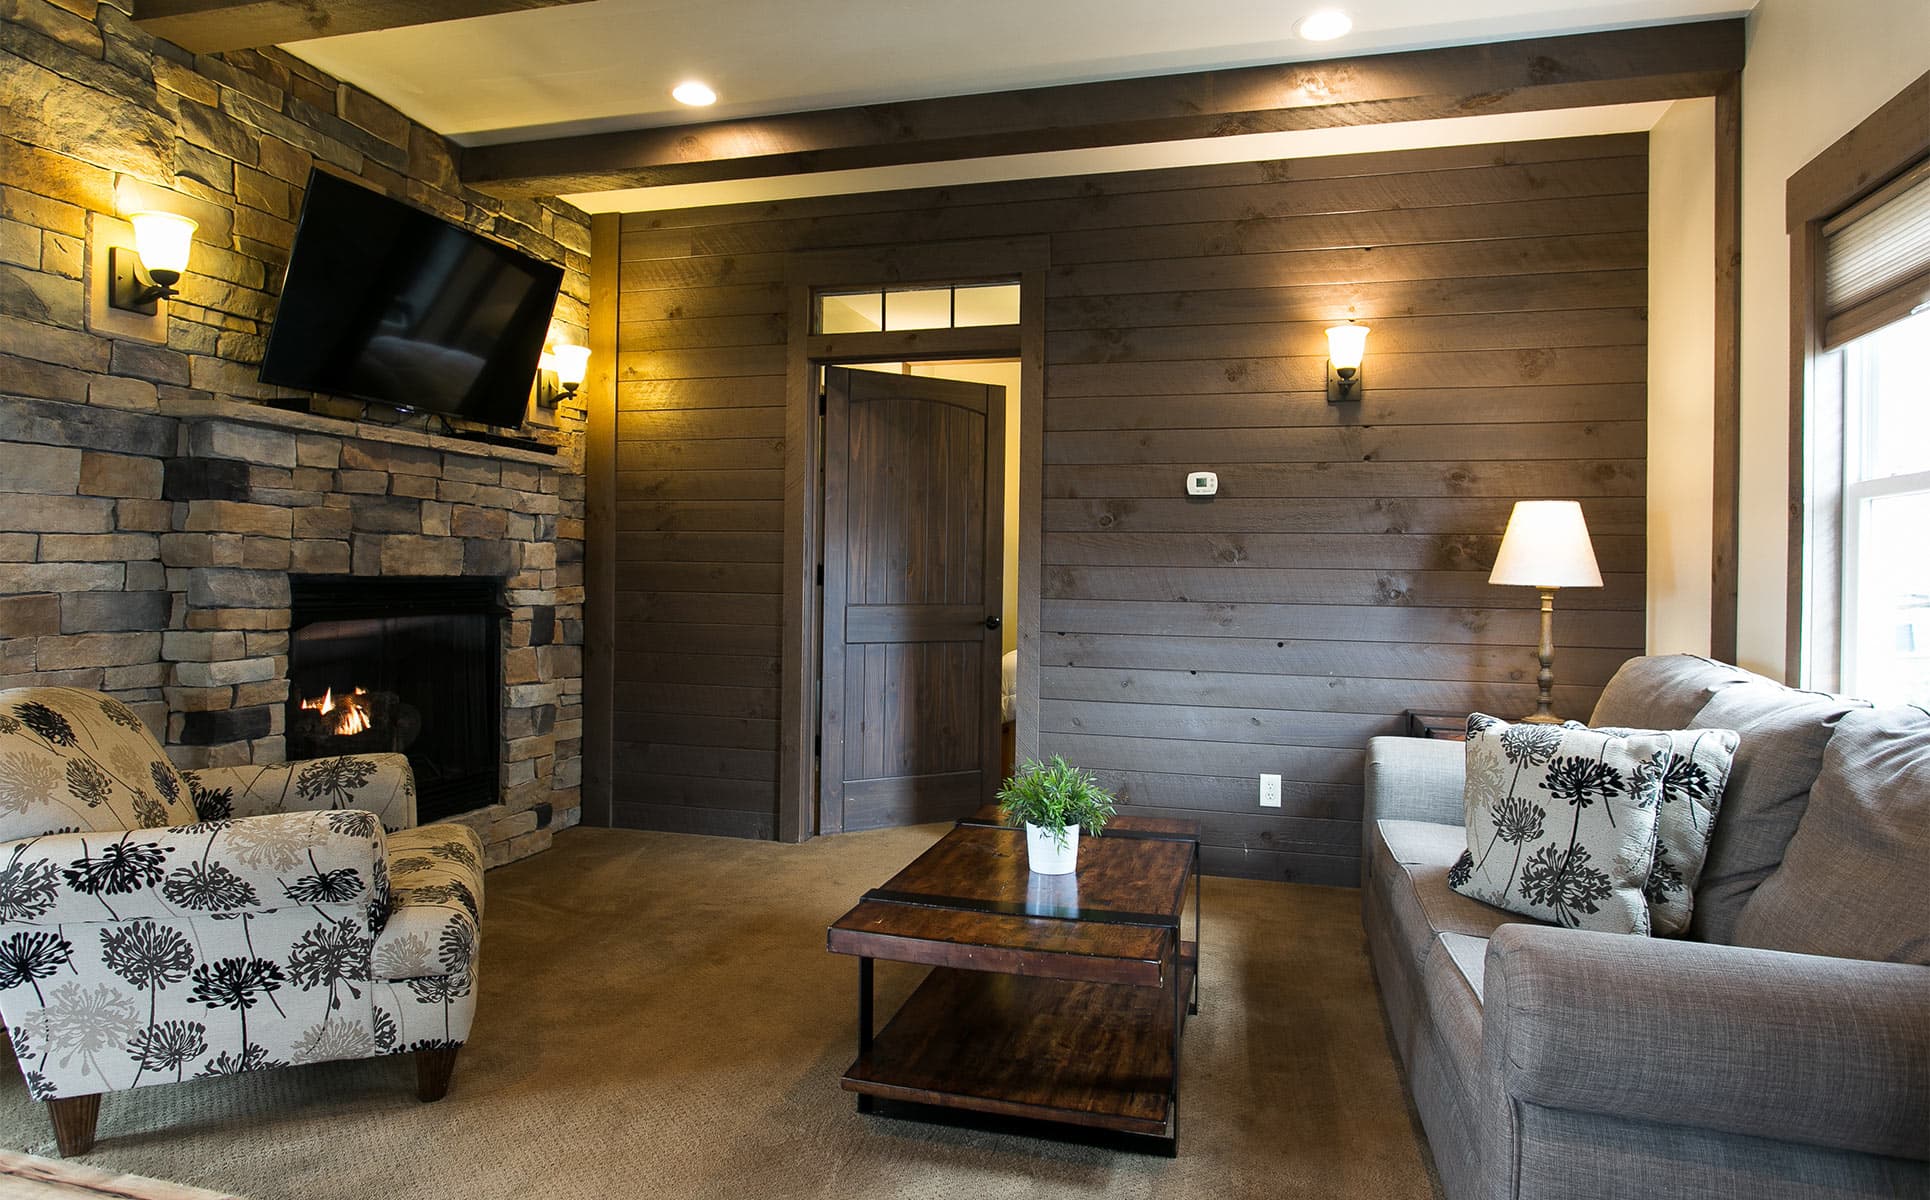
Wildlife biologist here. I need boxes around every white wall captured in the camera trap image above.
[1647,97,1717,655]
[1734,0,1930,678]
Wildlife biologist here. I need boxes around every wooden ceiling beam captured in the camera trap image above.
[133,0,597,53]
[462,19,1745,198]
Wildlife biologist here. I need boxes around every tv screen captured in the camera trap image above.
[259,169,563,428]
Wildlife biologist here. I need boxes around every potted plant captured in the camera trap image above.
[997,756,1117,875]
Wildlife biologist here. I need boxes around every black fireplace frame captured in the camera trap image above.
[288,575,508,823]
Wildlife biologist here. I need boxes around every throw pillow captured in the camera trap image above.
[1731,705,1930,965]
[1448,714,1672,934]
[1580,723,1740,937]
[1685,680,1867,944]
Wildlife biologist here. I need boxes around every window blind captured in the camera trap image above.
[1822,158,1930,349]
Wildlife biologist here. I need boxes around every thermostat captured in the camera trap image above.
[1185,471,1219,497]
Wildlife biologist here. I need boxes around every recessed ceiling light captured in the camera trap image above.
[671,80,717,107]
[1297,9,1353,40]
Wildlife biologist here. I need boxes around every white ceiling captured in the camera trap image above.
[287,0,1749,147]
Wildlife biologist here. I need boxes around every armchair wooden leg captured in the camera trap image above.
[47,1094,100,1157]
[415,1045,460,1102]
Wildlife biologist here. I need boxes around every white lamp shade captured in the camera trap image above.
[1489,500,1603,588]
[1324,322,1369,370]
[551,343,591,386]
[128,211,196,276]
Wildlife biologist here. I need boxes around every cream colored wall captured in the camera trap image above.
[897,361,1024,655]
[1647,97,1717,656]
[1734,0,1930,679]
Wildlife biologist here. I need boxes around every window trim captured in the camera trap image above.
[1784,68,1930,689]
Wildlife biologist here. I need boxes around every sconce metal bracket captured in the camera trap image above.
[1326,361,1363,404]
[107,247,175,315]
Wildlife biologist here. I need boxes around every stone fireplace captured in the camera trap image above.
[0,392,586,868]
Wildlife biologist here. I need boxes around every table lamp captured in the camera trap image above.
[1489,500,1602,724]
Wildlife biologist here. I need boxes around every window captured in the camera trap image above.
[815,282,1020,334]
[1836,307,1930,705]
[1789,80,1930,694]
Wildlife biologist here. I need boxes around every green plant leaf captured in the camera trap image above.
[996,756,1116,846]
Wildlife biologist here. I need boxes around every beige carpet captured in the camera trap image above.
[0,826,1440,1199]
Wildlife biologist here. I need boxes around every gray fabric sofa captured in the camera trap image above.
[1361,655,1930,1200]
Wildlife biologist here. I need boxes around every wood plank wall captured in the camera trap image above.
[608,132,1649,876]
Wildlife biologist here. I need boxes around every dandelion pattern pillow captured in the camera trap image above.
[1579,723,1739,936]
[1448,714,1673,934]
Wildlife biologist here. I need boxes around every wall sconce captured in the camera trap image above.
[1324,321,1369,403]
[109,211,197,314]
[539,343,591,408]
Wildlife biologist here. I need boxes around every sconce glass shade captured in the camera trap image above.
[128,212,196,278]
[551,343,591,387]
[1489,500,1603,588]
[1324,322,1369,370]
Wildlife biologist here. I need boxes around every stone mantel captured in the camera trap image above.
[158,394,579,471]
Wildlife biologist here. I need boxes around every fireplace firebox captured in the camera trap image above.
[288,576,503,824]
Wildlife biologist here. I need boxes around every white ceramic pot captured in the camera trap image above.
[1024,821,1080,875]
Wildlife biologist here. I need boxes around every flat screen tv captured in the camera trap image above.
[259,169,563,428]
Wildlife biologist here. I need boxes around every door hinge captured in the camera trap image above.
[818,389,827,415]
[814,733,822,757]
[816,563,824,585]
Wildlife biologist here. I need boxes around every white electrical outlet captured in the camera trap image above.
[1259,773,1282,808]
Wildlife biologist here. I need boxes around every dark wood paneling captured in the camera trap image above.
[607,133,1647,879]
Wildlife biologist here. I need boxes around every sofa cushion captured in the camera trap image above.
[0,686,198,840]
[1451,716,1671,934]
[1732,706,1930,965]
[1437,931,1488,1002]
[1588,654,1756,730]
[1375,819,1534,965]
[1686,680,1869,944]
[1418,929,1488,1187]
[373,823,484,980]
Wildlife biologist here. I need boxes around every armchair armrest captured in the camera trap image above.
[0,810,388,926]
[1484,924,1930,1161]
[183,753,415,831]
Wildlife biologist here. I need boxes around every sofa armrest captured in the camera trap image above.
[183,752,416,831]
[0,809,388,926]
[1362,736,1465,881]
[1484,924,1930,1162]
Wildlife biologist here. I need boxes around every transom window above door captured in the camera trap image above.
[816,282,1020,334]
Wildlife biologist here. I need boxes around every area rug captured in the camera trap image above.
[0,825,1439,1199]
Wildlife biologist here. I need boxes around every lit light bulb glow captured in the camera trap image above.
[1297,9,1353,40]
[671,80,717,106]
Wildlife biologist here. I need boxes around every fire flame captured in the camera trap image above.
[301,687,372,736]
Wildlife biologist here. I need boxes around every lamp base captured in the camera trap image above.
[1515,711,1567,725]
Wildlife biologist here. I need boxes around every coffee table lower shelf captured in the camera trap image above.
[842,945,1197,1152]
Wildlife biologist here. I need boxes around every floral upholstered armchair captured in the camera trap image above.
[0,687,485,1156]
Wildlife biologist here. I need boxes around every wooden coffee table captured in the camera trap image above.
[826,809,1201,1155]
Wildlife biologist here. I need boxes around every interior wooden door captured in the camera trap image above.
[820,366,1006,834]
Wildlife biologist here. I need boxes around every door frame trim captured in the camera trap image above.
[778,236,1049,842]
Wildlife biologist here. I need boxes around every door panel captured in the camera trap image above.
[821,367,1005,834]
